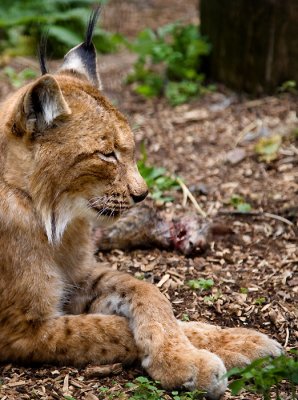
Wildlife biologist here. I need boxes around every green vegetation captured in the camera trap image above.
[203,291,222,304]
[229,194,252,213]
[2,66,37,88]
[254,297,266,305]
[187,278,214,291]
[278,80,297,93]
[126,376,165,399]
[127,377,205,400]
[181,313,190,322]
[0,0,123,57]
[255,135,282,163]
[127,23,212,105]
[226,351,298,400]
[137,145,179,203]
[99,377,205,400]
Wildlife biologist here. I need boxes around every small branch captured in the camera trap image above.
[85,363,123,378]
[218,209,293,226]
[263,212,294,226]
[234,120,259,147]
[284,327,290,349]
[177,178,207,218]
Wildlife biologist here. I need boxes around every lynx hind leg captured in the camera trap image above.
[181,321,284,370]
[2,314,138,366]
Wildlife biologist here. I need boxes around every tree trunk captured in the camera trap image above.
[200,0,298,93]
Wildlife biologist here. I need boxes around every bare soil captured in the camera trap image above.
[0,0,297,399]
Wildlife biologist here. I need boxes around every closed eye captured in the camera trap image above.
[99,151,117,163]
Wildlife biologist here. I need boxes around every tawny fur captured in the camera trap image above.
[0,37,283,400]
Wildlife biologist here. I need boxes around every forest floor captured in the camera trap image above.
[0,1,297,399]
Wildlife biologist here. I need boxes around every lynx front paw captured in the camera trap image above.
[183,322,284,370]
[143,344,227,400]
[215,327,284,369]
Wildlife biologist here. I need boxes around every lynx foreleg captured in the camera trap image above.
[80,267,227,399]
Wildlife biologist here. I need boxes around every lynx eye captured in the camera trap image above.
[98,151,117,163]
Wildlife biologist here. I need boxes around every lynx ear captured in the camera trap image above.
[59,7,102,89]
[22,74,71,134]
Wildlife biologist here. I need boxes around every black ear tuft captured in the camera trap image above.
[38,31,49,75]
[85,5,102,48]
[59,5,102,88]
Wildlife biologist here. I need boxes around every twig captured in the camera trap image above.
[234,120,259,147]
[263,212,294,226]
[218,209,293,226]
[284,327,290,348]
[85,363,123,378]
[177,178,206,218]
[240,97,278,109]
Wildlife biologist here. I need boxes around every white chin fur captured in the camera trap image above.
[42,197,90,244]
[42,197,120,244]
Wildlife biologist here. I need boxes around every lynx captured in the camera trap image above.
[0,9,283,399]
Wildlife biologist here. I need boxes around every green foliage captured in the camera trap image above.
[98,386,125,399]
[126,376,165,400]
[126,377,205,400]
[203,291,221,304]
[137,145,179,203]
[226,352,298,400]
[2,66,37,88]
[181,313,190,322]
[127,23,211,105]
[254,297,266,305]
[229,194,252,213]
[255,135,282,162]
[0,0,123,57]
[278,80,297,93]
[171,390,206,400]
[187,278,214,291]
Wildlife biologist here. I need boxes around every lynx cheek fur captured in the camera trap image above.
[0,8,283,399]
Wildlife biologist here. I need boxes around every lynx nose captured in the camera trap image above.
[131,190,148,203]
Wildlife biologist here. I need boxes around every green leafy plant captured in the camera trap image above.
[171,390,206,400]
[0,0,123,57]
[98,386,125,399]
[126,377,205,400]
[2,66,37,88]
[229,194,252,213]
[187,278,214,291]
[181,313,190,322]
[203,291,221,304]
[126,376,165,400]
[255,135,282,162]
[226,352,298,400]
[278,80,297,93]
[254,297,266,305]
[137,145,179,203]
[127,23,211,105]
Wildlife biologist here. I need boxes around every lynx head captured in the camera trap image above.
[3,7,148,243]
